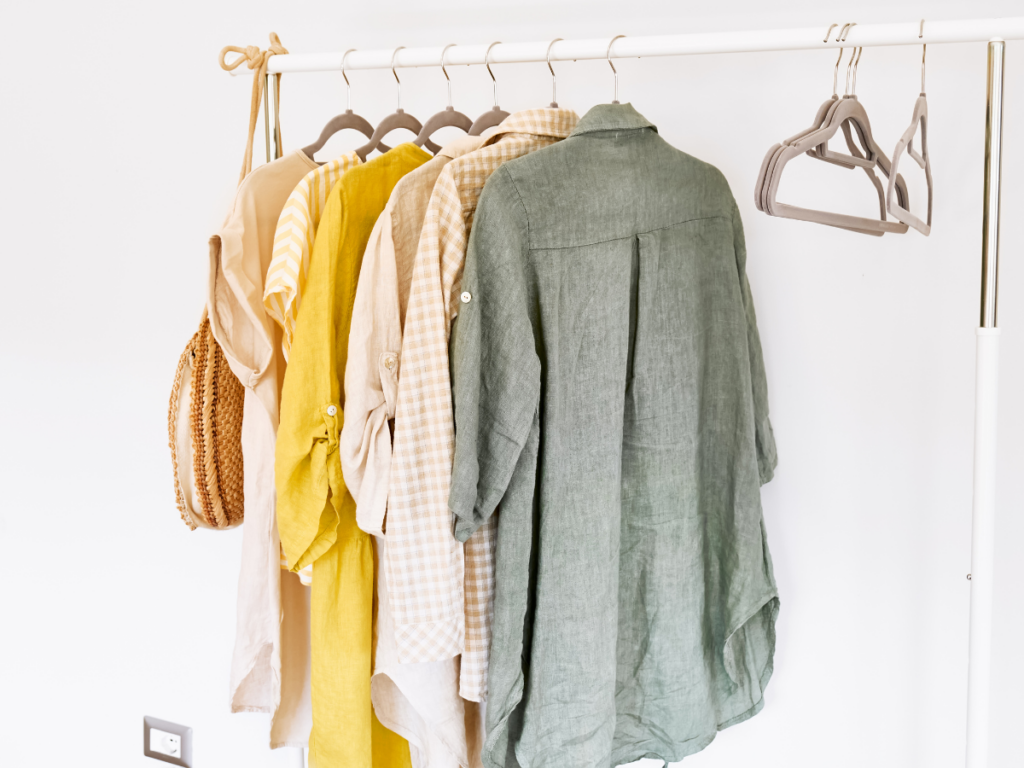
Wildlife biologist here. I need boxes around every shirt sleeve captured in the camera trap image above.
[276,183,347,572]
[730,195,778,485]
[207,175,276,397]
[341,207,401,536]
[448,165,542,542]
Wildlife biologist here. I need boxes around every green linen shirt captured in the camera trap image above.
[448,104,779,768]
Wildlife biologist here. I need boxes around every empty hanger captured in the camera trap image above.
[546,38,563,107]
[756,32,910,236]
[886,20,933,235]
[469,42,510,136]
[756,32,872,217]
[760,92,911,235]
[809,25,874,168]
[607,35,626,104]
[755,43,845,213]
[355,47,440,162]
[805,24,909,216]
[827,45,911,214]
[302,49,390,160]
[757,30,908,231]
[756,25,861,214]
[414,44,473,147]
[793,45,895,224]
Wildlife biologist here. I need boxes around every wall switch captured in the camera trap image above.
[144,716,192,767]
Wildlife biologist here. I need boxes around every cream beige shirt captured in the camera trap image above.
[385,110,580,702]
[341,136,485,768]
[342,135,485,536]
[207,149,316,748]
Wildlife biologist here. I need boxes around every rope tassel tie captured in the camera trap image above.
[219,32,289,184]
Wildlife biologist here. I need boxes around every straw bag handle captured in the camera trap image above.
[219,33,289,185]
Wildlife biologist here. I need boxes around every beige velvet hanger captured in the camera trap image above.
[756,30,910,236]
[469,42,510,136]
[755,44,889,234]
[761,95,910,235]
[355,47,441,162]
[886,22,933,235]
[414,44,473,148]
[302,49,391,160]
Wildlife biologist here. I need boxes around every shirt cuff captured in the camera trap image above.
[453,514,475,543]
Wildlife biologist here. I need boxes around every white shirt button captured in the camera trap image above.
[326,405,337,416]
[461,291,472,304]
[385,356,397,371]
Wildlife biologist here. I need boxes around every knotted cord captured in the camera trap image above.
[219,32,289,184]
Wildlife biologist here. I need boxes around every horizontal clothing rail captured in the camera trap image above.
[246,17,1024,75]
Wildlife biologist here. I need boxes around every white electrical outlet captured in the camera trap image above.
[150,728,181,757]
[144,716,192,767]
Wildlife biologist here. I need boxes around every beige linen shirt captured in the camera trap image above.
[207,149,317,748]
[341,136,486,768]
[386,110,580,702]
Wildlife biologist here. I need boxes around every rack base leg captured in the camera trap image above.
[965,327,1000,768]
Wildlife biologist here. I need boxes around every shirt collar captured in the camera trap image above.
[438,134,487,160]
[569,103,657,137]
[481,108,580,147]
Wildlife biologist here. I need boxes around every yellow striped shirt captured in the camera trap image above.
[264,151,362,358]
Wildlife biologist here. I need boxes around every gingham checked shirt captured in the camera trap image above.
[386,109,579,702]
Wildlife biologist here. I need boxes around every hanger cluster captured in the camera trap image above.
[301,43,516,163]
[755,21,933,236]
[299,36,632,163]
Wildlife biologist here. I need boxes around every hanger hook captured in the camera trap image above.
[341,48,356,112]
[843,45,851,94]
[919,19,927,92]
[832,46,847,96]
[391,46,405,112]
[824,23,839,43]
[841,22,857,42]
[546,38,563,107]
[441,43,457,108]
[851,46,863,95]
[607,35,626,104]
[485,42,501,108]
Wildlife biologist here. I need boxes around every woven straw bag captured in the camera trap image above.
[166,35,290,530]
[168,313,245,530]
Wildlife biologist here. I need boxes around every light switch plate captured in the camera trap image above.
[144,716,193,767]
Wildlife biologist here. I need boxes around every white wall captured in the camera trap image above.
[2,1,1023,766]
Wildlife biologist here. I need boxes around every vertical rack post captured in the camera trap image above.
[965,39,1005,768]
[265,72,282,162]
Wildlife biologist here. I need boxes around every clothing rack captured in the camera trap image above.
[228,17,1022,768]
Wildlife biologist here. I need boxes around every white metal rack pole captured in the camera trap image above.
[237,18,1020,768]
[255,17,1024,75]
[967,39,1005,768]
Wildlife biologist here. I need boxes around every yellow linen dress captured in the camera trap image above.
[276,143,431,767]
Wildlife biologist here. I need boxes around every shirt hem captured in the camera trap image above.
[490,590,778,768]
[371,669,467,767]
[231,705,272,714]
[607,666,772,767]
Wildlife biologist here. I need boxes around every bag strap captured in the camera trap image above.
[219,33,289,185]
